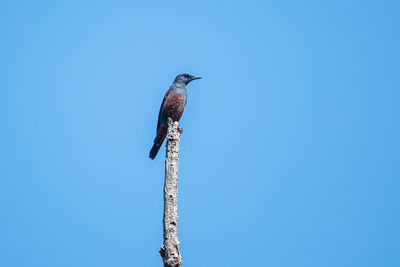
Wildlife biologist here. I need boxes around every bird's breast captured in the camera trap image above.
[164,92,186,121]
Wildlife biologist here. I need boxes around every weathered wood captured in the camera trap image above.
[159,118,183,267]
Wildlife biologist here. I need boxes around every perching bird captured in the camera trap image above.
[149,73,202,159]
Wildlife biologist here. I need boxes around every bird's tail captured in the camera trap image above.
[149,143,161,160]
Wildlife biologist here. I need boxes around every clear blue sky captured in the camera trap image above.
[1,1,399,266]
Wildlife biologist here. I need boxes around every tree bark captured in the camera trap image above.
[159,118,183,267]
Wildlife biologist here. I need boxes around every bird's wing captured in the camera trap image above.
[156,89,171,134]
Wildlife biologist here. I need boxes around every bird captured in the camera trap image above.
[149,73,202,159]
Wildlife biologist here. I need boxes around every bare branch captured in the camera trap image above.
[159,118,183,267]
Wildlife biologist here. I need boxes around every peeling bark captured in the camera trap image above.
[159,118,183,267]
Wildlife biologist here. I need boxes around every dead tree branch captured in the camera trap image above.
[159,118,183,267]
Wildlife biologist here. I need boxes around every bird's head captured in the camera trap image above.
[173,73,202,85]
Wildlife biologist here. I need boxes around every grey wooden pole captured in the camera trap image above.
[159,118,183,267]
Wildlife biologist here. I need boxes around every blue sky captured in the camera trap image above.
[1,1,399,266]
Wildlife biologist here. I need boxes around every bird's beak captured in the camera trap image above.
[192,76,202,80]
